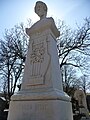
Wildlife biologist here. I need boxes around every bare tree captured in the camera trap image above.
[0,23,29,100]
[78,75,90,93]
[57,17,90,68]
[57,17,90,94]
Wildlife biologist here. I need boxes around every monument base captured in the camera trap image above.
[8,100,73,120]
[8,91,73,120]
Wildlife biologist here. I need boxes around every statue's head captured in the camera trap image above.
[34,1,47,19]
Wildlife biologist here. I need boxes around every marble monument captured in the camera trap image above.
[7,1,73,120]
[74,89,89,119]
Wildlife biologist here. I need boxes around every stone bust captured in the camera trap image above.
[26,1,60,38]
[34,1,47,20]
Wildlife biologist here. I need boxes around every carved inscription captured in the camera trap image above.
[21,103,48,120]
[35,103,47,111]
[29,103,47,111]
[21,103,47,112]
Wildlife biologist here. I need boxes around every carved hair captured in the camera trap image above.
[34,1,47,14]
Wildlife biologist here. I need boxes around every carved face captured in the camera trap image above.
[35,1,47,19]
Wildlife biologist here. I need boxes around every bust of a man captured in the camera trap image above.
[34,1,47,20]
[26,1,60,38]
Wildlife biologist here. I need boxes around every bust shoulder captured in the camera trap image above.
[26,17,60,38]
[31,17,54,29]
[26,17,55,34]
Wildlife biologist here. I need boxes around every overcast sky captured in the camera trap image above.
[0,0,90,38]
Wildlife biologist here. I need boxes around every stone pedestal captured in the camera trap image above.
[7,17,73,120]
[8,100,73,120]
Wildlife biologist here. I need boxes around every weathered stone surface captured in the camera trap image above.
[8,100,73,120]
[74,89,90,119]
[8,1,73,120]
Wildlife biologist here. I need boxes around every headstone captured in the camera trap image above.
[74,89,89,119]
[7,1,73,120]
